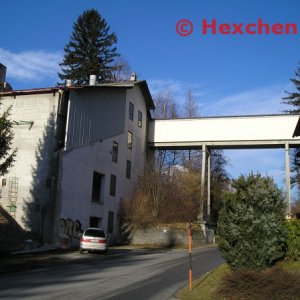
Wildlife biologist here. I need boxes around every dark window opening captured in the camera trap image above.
[107,211,114,234]
[85,217,105,231]
[92,172,103,203]
[129,102,134,121]
[126,160,131,179]
[110,175,117,197]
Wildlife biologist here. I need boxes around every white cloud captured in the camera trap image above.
[0,48,62,82]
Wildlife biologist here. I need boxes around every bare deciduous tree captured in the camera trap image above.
[112,56,132,81]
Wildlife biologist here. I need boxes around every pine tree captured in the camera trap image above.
[0,101,17,175]
[218,173,287,271]
[283,63,300,113]
[58,9,120,85]
[283,63,300,189]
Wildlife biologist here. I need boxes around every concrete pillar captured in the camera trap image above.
[285,143,291,215]
[207,150,211,218]
[200,144,206,221]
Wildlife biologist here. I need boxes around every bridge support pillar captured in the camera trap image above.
[200,144,211,221]
[285,143,291,215]
[207,149,211,218]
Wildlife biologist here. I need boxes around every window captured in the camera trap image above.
[2,179,6,187]
[126,160,131,179]
[91,172,103,203]
[112,141,118,163]
[129,102,134,121]
[107,211,114,234]
[110,175,117,196]
[89,217,102,228]
[138,111,142,128]
[127,131,133,150]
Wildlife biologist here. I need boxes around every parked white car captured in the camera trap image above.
[79,228,108,254]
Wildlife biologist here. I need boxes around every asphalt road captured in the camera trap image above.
[0,246,223,300]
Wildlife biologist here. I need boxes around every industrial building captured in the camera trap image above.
[0,72,154,244]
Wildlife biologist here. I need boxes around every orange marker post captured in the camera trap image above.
[188,222,193,292]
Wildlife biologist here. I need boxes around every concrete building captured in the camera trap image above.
[0,78,154,243]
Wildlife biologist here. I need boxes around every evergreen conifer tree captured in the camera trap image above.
[283,63,300,113]
[0,101,17,175]
[58,9,120,85]
[218,173,287,271]
[283,63,300,189]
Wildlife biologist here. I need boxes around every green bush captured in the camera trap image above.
[285,219,300,260]
[217,173,287,271]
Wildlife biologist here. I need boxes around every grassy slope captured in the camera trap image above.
[176,261,300,300]
[176,264,229,300]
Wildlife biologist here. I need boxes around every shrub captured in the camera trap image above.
[216,267,300,300]
[217,173,287,271]
[285,219,300,260]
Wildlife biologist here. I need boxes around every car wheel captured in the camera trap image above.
[79,249,84,254]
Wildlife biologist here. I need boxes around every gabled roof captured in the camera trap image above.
[0,80,155,109]
[68,80,155,109]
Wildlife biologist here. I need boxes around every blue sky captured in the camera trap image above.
[1,0,300,198]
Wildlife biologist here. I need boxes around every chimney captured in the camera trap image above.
[130,72,137,81]
[66,79,72,87]
[0,64,7,83]
[89,75,96,86]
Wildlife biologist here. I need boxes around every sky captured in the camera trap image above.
[1,0,300,199]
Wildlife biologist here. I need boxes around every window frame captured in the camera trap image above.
[112,141,118,163]
[127,131,133,150]
[138,110,142,128]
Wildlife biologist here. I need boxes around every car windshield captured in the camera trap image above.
[84,229,106,238]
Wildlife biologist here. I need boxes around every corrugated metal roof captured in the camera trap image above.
[68,80,155,109]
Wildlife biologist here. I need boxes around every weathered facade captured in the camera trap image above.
[0,80,154,244]
[0,88,66,242]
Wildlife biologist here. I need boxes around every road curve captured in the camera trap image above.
[0,246,223,300]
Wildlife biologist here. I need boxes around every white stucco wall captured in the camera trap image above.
[56,84,150,240]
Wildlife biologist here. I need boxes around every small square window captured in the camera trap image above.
[126,160,131,179]
[112,141,118,163]
[127,131,133,150]
[138,111,142,128]
[90,216,102,228]
[110,175,117,197]
[129,102,134,121]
